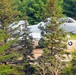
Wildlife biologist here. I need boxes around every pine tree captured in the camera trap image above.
[0,0,25,74]
[37,0,67,75]
[0,0,20,63]
[7,20,34,75]
[0,0,35,74]
[70,50,76,75]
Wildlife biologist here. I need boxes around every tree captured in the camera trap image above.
[15,0,27,20]
[37,0,67,75]
[0,0,36,74]
[36,55,66,75]
[37,20,67,74]
[16,0,64,25]
[0,0,21,43]
[46,0,64,18]
[0,0,23,74]
[0,0,34,75]
[25,0,46,25]
[0,0,21,63]
[63,0,76,19]
[0,0,21,25]
[70,50,76,75]
[61,50,76,75]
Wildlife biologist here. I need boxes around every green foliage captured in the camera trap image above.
[0,41,12,53]
[25,0,46,24]
[70,50,76,75]
[0,54,13,62]
[61,50,76,75]
[0,0,28,75]
[42,17,67,55]
[63,0,76,19]
[38,38,46,48]
[15,0,26,20]
[61,67,71,75]
[14,0,64,24]
[37,0,67,75]
[0,65,24,75]
[46,0,64,18]
[0,0,21,26]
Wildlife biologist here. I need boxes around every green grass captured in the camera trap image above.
[67,33,76,40]
[70,34,76,40]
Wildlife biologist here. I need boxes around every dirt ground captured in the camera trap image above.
[33,40,76,59]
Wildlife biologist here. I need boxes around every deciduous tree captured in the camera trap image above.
[63,0,76,19]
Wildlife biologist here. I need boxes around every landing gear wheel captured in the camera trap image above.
[68,41,73,46]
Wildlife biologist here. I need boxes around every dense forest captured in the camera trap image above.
[0,0,76,75]
[15,0,76,25]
